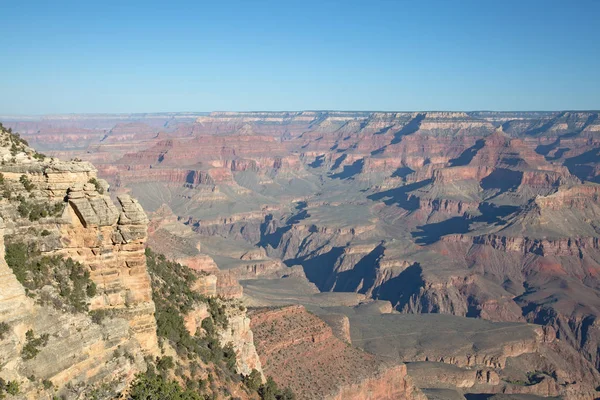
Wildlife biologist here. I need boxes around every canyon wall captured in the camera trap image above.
[0,130,157,398]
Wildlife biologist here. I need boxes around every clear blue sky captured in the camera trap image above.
[1,0,599,114]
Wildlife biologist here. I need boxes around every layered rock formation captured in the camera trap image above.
[4,110,600,399]
[0,128,156,398]
[0,125,269,399]
[250,305,425,400]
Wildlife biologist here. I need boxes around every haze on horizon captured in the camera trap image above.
[1,0,599,114]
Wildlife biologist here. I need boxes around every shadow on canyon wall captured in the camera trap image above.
[390,113,426,145]
[412,203,518,245]
[367,179,432,211]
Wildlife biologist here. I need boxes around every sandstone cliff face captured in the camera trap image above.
[0,154,158,355]
[0,209,147,400]
[59,190,158,354]
[217,305,264,377]
[182,299,264,379]
[0,128,158,398]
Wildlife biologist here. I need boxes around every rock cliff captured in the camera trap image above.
[0,128,155,398]
[250,305,425,400]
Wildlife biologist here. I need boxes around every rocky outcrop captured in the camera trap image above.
[214,270,244,299]
[217,305,264,377]
[326,364,426,400]
[407,362,499,390]
[59,190,158,355]
[182,299,263,378]
[188,210,272,244]
[344,312,600,400]
[191,273,218,296]
[183,302,210,337]
[0,202,147,400]
[399,274,526,323]
[250,305,425,400]
[0,128,158,398]
[447,233,600,257]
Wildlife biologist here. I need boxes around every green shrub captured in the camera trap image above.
[5,240,96,313]
[90,310,104,325]
[156,356,174,373]
[256,376,295,400]
[86,281,97,297]
[258,376,279,400]
[21,329,49,360]
[129,373,203,400]
[201,317,215,337]
[5,241,29,283]
[6,380,20,395]
[279,387,296,400]
[17,200,30,218]
[243,369,262,391]
[27,203,49,221]
[16,198,65,221]
[19,175,34,191]
[88,178,104,194]
[0,322,9,340]
[207,297,228,329]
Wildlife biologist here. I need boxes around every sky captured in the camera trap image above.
[1,0,599,114]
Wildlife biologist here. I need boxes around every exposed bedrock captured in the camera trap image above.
[6,110,600,397]
[343,312,600,399]
[436,233,600,370]
[250,305,425,400]
[0,166,158,356]
[189,210,270,243]
[0,129,158,398]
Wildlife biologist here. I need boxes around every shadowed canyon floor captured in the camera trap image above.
[3,110,600,399]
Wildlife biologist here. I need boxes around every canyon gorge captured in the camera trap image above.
[1,109,600,400]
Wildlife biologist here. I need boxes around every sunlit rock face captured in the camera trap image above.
[0,126,158,399]
[4,110,600,398]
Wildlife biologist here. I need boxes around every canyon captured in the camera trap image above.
[0,126,268,399]
[1,110,600,399]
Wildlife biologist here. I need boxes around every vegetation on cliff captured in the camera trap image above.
[88,177,105,194]
[146,248,231,363]
[142,248,243,398]
[0,378,20,399]
[15,195,65,221]
[21,329,50,360]
[5,239,97,313]
[140,248,295,400]
[129,373,204,400]
[0,122,294,399]
[0,323,9,340]
[0,122,45,161]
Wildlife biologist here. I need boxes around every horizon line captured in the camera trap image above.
[1,109,599,118]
